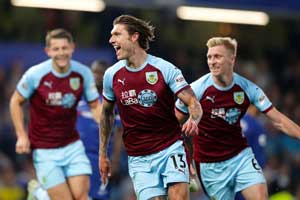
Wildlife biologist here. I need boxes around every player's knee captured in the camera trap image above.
[73,192,89,200]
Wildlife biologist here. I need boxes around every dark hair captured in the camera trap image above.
[45,28,74,47]
[113,15,155,50]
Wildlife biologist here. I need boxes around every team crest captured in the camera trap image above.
[145,71,158,85]
[234,91,244,105]
[70,78,80,90]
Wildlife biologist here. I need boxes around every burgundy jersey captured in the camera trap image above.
[176,73,272,162]
[103,54,190,156]
[17,59,99,149]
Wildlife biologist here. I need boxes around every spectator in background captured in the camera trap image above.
[9,28,101,200]
[175,36,300,200]
[76,59,123,200]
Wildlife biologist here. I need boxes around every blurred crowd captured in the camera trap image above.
[1,39,300,200]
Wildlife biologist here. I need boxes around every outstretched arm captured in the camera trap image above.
[265,107,300,139]
[9,91,31,154]
[177,87,203,136]
[99,99,115,184]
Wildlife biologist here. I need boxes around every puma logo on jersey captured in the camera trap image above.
[206,96,215,103]
[44,81,53,88]
[118,78,125,85]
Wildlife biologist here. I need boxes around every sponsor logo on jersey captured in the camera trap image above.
[145,71,158,85]
[225,108,241,124]
[62,93,76,108]
[258,94,266,105]
[21,82,28,90]
[211,107,241,124]
[137,89,157,107]
[46,92,62,106]
[46,92,76,108]
[175,75,185,84]
[70,77,80,90]
[233,91,244,105]
[120,90,138,106]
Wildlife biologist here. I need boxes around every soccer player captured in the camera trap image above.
[99,15,202,200]
[175,37,300,200]
[9,28,101,200]
[77,60,123,200]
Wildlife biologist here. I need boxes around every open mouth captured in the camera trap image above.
[113,45,121,53]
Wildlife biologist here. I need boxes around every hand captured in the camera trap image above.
[181,118,199,136]
[15,134,31,154]
[99,155,111,185]
[189,161,200,192]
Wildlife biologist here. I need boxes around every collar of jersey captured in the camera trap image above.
[51,65,72,78]
[124,54,149,72]
[211,73,235,91]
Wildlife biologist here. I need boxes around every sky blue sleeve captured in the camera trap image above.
[82,67,99,102]
[157,60,189,94]
[250,85,272,112]
[102,67,115,101]
[16,68,38,99]
[236,75,272,112]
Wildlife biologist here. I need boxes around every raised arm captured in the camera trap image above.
[9,91,31,154]
[265,107,300,139]
[99,98,115,184]
[177,87,203,136]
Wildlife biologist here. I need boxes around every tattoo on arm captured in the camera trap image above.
[178,88,202,124]
[99,102,115,156]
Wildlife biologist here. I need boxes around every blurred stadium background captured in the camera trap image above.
[1,0,300,199]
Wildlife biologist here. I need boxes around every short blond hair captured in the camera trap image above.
[206,37,237,56]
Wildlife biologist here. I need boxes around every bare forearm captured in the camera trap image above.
[10,93,26,137]
[267,107,300,139]
[99,102,115,156]
[276,115,300,139]
[90,100,101,124]
[188,98,202,124]
[111,127,123,174]
[100,120,113,156]
[178,87,202,124]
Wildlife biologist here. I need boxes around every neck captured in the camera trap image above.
[53,65,70,74]
[127,49,147,69]
[213,73,233,87]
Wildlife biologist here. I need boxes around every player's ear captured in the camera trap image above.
[70,43,76,53]
[131,32,139,42]
[44,47,50,56]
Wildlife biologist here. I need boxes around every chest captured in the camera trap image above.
[112,70,169,107]
[200,86,250,124]
[35,75,84,108]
